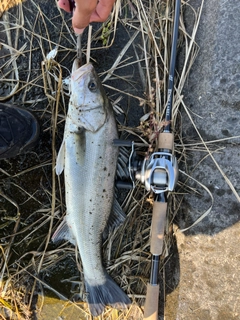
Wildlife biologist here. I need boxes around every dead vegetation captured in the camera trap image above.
[0,0,228,319]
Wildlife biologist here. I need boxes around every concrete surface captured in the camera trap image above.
[167,1,240,319]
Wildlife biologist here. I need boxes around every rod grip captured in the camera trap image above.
[143,283,159,320]
[158,132,174,150]
[150,201,167,255]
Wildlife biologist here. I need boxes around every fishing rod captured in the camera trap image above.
[143,1,180,318]
[114,1,180,318]
[115,0,180,318]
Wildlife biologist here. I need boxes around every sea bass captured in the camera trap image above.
[53,60,130,316]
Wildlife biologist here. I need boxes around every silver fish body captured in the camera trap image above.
[54,61,130,316]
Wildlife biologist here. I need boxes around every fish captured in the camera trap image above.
[52,59,131,316]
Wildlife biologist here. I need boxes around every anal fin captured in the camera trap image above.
[103,199,126,239]
[52,218,76,245]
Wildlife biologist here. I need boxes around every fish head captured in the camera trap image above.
[68,61,109,133]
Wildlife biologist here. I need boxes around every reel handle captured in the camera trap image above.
[115,180,133,189]
[113,139,133,147]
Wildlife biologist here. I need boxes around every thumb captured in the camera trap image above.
[72,1,98,34]
[72,9,91,34]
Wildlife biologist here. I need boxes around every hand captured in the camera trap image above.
[58,0,116,34]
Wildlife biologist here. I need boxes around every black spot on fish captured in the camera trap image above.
[103,167,107,171]
[89,212,92,214]
[103,189,106,192]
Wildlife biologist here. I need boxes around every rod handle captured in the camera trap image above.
[143,283,159,320]
[150,201,167,255]
[158,132,174,150]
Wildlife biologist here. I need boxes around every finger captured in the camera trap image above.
[73,27,85,34]
[89,0,116,22]
[72,0,98,32]
[58,0,71,13]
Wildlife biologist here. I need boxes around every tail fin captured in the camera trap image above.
[85,273,131,317]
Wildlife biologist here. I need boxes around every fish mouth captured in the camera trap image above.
[72,59,93,74]
[72,58,82,71]
[71,60,94,81]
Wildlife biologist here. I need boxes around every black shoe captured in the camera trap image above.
[0,103,40,159]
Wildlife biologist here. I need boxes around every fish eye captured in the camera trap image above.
[88,80,97,91]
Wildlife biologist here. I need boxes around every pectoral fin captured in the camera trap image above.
[56,140,65,175]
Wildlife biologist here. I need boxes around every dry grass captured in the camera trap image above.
[1,0,235,319]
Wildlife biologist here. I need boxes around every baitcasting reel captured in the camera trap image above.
[114,139,178,194]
